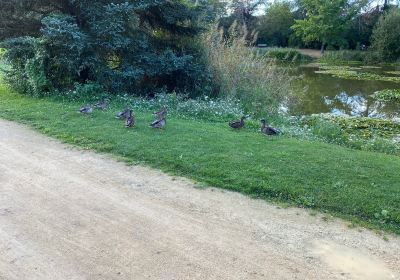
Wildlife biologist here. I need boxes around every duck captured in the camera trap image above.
[126,110,135,128]
[79,106,93,114]
[116,108,132,119]
[229,116,246,129]
[150,117,166,129]
[154,107,167,119]
[94,99,109,110]
[260,119,280,135]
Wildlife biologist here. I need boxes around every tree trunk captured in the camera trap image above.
[320,43,325,55]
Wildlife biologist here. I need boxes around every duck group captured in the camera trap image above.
[79,101,280,135]
[229,116,280,136]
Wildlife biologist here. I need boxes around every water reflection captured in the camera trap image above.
[324,92,382,118]
[289,64,400,119]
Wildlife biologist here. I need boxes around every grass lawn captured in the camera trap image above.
[0,82,399,234]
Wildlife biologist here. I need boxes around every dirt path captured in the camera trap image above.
[0,119,399,280]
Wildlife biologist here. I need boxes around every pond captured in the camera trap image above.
[288,63,400,119]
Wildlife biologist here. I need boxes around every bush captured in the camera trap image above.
[261,48,313,62]
[1,1,213,96]
[320,50,368,64]
[370,9,400,62]
[202,26,293,117]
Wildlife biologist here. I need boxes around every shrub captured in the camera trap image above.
[320,50,368,64]
[370,9,400,62]
[261,48,313,62]
[1,1,213,96]
[202,26,293,117]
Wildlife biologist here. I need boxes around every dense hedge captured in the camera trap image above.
[1,0,213,96]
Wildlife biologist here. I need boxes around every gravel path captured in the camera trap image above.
[0,119,399,280]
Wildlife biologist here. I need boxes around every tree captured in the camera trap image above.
[370,8,400,61]
[219,0,264,42]
[292,0,368,53]
[0,0,66,40]
[258,1,295,47]
[1,0,215,96]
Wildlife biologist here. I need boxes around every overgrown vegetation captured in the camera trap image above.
[259,48,313,62]
[202,26,292,116]
[373,89,400,103]
[0,0,214,96]
[319,50,369,64]
[315,68,400,83]
[0,84,399,234]
[300,115,400,156]
[370,8,400,62]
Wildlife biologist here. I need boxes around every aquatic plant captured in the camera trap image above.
[386,71,400,75]
[300,114,400,156]
[319,65,362,71]
[315,69,400,83]
[373,89,400,103]
[360,66,382,69]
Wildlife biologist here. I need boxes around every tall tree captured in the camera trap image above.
[370,8,400,61]
[292,0,368,53]
[0,0,67,40]
[1,0,214,95]
[258,1,295,46]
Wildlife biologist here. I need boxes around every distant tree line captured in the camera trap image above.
[219,0,399,53]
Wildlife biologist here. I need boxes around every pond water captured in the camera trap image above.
[288,63,400,119]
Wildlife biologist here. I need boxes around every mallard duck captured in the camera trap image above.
[79,106,93,114]
[229,116,246,129]
[94,99,109,110]
[116,108,132,119]
[150,118,166,129]
[126,110,135,128]
[261,119,280,135]
[154,107,167,119]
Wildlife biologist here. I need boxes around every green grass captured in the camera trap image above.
[1,83,400,234]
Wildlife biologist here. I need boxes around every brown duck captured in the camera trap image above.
[229,116,246,129]
[126,110,135,128]
[261,119,280,135]
[116,108,132,119]
[150,118,166,129]
[154,107,167,119]
[79,105,93,114]
[94,99,109,110]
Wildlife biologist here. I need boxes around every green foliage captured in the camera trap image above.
[0,0,63,40]
[301,115,400,156]
[128,92,245,122]
[373,89,400,103]
[1,85,400,234]
[202,26,292,117]
[260,47,313,62]
[315,68,400,82]
[0,48,6,59]
[319,50,368,63]
[370,8,400,62]
[292,0,367,51]
[258,1,295,47]
[1,0,213,96]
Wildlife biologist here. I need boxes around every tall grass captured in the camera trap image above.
[257,47,313,63]
[202,26,293,117]
[320,50,369,64]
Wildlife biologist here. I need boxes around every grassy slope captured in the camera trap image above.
[0,83,399,234]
